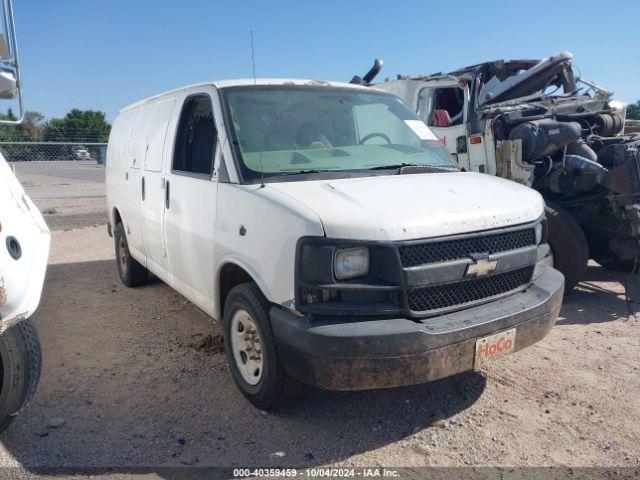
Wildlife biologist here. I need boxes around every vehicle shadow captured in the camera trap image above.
[0,259,486,475]
[556,264,639,325]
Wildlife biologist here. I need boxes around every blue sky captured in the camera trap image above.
[13,0,640,121]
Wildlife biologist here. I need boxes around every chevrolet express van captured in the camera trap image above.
[106,79,564,409]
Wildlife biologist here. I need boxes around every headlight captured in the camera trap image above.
[334,247,369,280]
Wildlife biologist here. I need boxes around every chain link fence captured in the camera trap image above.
[0,141,107,163]
[0,123,109,163]
[626,119,640,134]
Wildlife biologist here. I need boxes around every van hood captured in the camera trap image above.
[267,172,544,241]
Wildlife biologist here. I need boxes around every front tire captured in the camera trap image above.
[223,283,301,409]
[0,320,42,433]
[545,200,589,294]
[114,222,149,287]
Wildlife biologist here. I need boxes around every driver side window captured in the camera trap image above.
[173,94,217,176]
[353,103,418,145]
[429,87,465,127]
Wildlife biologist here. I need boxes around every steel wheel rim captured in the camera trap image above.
[230,309,263,385]
[118,237,127,275]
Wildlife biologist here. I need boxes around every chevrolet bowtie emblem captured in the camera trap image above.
[466,258,498,277]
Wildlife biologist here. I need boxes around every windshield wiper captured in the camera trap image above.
[368,163,421,170]
[369,163,458,173]
[277,169,334,176]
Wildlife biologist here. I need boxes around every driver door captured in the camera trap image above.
[416,82,471,171]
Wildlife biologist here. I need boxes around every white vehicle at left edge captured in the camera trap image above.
[0,0,49,432]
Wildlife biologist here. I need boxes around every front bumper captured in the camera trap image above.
[271,265,564,391]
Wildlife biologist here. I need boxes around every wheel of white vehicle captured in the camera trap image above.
[545,200,589,294]
[114,222,149,287]
[223,283,301,409]
[230,309,263,385]
[0,319,42,433]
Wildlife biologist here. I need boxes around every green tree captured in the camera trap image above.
[23,111,44,128]
[44,109,111,142]
[22,111,45,141]
[0,108,45,141]
[2,107,15,121]
[627,100,640,120]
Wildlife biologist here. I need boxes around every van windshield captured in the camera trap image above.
[221,85,455,182]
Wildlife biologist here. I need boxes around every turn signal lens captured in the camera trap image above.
[535,222,544,244]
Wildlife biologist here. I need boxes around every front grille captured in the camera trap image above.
[407,266,534,312]
[399,228,536,267]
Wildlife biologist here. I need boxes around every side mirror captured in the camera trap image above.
[0,67,16,99]
[0,1,12,59]
[0,0,22,123]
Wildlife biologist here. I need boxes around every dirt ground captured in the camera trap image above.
[2,161,639,477]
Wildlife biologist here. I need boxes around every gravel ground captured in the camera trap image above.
[1,161,639,478]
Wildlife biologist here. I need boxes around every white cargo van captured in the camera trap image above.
[106,79,564,409]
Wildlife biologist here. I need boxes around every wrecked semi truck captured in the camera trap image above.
[372,52,640,291]
[0,0,47,431]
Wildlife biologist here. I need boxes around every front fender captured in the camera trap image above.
[213,255,272,321]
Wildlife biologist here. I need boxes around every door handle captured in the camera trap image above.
[165,180,170,209]
[141,176,145,201]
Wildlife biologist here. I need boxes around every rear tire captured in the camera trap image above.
[545,200,589,294]
[114,222,149,287]
[0,320,42,433]
[223,283,301,409]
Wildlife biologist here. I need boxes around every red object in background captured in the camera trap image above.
[433,109,452,127]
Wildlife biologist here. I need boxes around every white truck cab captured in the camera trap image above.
[106,79,564,408]
[378,76,494,175]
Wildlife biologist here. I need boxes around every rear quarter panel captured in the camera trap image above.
[106,108,137,224]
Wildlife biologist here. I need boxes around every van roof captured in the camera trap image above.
[119,78,370,113]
